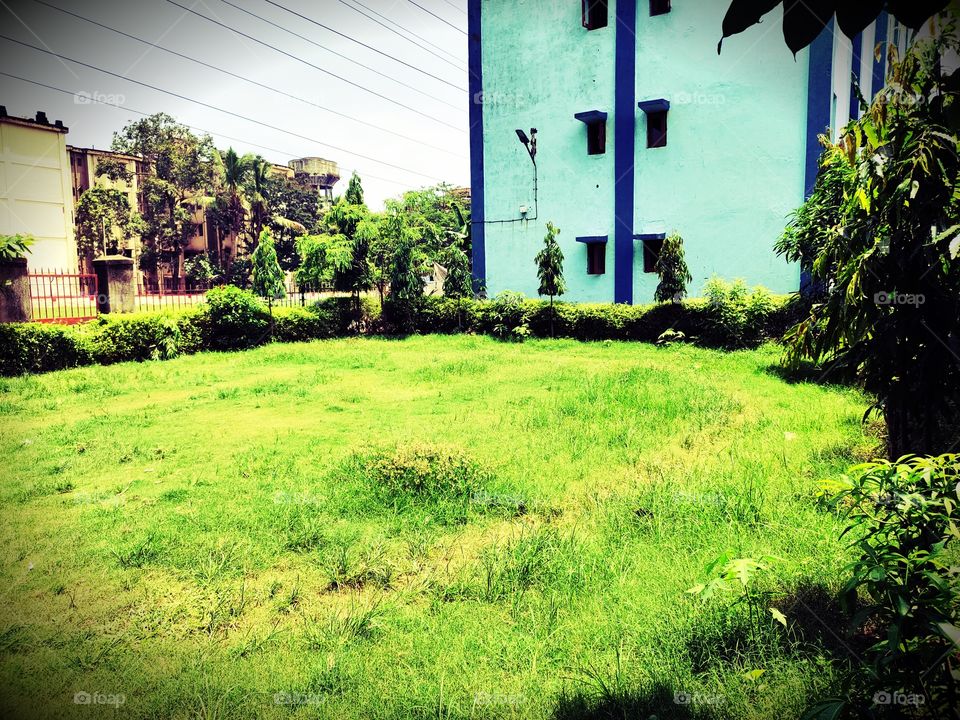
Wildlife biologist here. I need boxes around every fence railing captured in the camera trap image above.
[28,270,99,324]
[134,281,339,312]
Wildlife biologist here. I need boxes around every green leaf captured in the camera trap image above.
[769,608,788,627]
[800,699,846,720]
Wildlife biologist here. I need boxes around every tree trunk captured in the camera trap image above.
[549,295,555,338]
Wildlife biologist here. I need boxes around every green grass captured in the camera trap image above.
[0,335,877,719]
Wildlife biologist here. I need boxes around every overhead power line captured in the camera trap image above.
[252,0,465,92]
[0,34,448,182]
[337,0,465,71]
[163,0,464,131]
[439,0,467,16]
[31,0,465,158]
[214,0,463,109]
[406,0,467,35]
[0,71,420,188]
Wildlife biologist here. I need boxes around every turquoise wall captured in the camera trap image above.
[477,0,811,303]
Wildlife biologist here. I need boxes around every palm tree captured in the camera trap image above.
[211,148,252,263]
[246,157,271,242]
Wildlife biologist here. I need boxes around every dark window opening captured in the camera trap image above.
[586,121,606,155]
[647,110,668,148]
[582,0,608,30]
[642,238,664,273]
[649,0,671,16]
[587,243,606,275]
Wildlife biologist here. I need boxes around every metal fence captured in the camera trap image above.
[28,270,99,324]
[134,281,338,312]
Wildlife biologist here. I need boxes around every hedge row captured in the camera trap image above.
[0,282,799,376]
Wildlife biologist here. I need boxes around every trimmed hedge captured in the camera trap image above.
[0,283,794,376]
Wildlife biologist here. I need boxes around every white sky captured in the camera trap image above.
[0,0,470,209]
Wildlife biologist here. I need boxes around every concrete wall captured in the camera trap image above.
[475,0,821,303]
[0,119,76,271]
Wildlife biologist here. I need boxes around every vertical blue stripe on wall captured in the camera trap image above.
[613,0,637,304]
[467,0,486,292]
[873,12,889,98]
[801,21,833,293]
[804,21,833,199]
[850,32,863,120]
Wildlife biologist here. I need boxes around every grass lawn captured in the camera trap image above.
[0,335,877,719]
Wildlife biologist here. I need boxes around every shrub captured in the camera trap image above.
[816,455,960,718]
[84,311,197,364]
[486,291,530,341]
[272,306,337,343]
[203,286,270,350]
[701,278,779,349]
[0,323,93,375]
[363,443,490,503]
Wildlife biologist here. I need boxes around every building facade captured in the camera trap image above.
[0,109,77,270]
[68,145,144,270]
[468,1,905,304]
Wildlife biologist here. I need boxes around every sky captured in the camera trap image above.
[0,0,470,209]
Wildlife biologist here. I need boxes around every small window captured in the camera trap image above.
[582,0,607,30]
[649,0,671,16]
[587,243,606,275]
[642,238,664,273]
[575,110,608,155]
[586,121,606,155]
[647,110,668,148]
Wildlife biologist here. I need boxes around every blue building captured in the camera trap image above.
[468,1,910,304]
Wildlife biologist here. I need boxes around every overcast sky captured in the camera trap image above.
[0,0,469,209]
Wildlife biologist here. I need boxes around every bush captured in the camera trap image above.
[363,443,490,503]
[203,286,270,350]
[0,282,791,376]
[84,311,199,364]
[701,278,779,349]
[0,323,93,375]
[273,306,337,343]
[818,455,960,718]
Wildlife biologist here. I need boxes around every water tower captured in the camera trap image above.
[288,157,340,204]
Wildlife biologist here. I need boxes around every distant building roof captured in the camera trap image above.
[67,145,142,163]
[0,108,68,133]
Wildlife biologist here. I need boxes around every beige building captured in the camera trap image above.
[0,109,77,270]
[68,145,144,270]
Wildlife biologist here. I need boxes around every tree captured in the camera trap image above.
[251,229,286,328]
[386,230,425,333]
[442,245,472,330]
[718,0,949,55]
[653,232,693,303]
[534,222,566,337]
[246,156,271,241]
[268,176,321,271]
[112,113,216,288]
[324,175,374,324]
[75,188,144,266]
[345,171,364,205]
[778,27,960,459]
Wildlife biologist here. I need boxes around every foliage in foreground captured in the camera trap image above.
[814,455,960,719]
[777,26,960,459]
